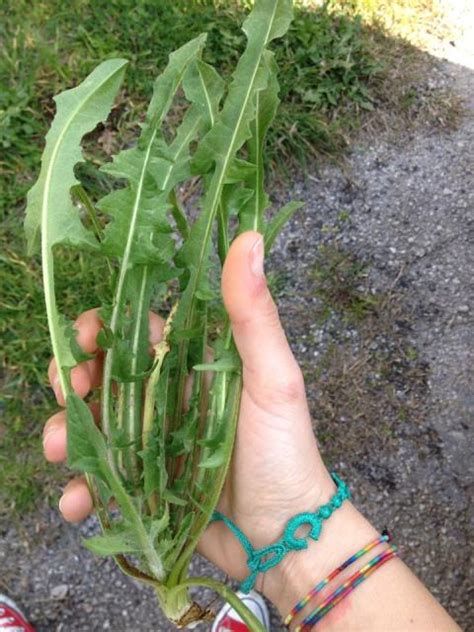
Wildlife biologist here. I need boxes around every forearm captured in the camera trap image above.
[262,488,461,631]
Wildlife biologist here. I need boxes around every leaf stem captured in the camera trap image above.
[178,577,266,632]
[88,474,162,587]
[142,303,177,514]
[169,370,242,584]
[121,266,150,484]
[101,127,159,449]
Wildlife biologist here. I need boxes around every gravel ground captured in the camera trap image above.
[1,4,473,631]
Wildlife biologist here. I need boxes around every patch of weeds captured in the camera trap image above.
[268,2,383,166]
[300,243,429,463]
[360,32,463,139]
[267,269,294,298]
[311,244,380,323]
[0,0,386,213]
[0,383,64,516]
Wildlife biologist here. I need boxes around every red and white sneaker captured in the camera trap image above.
[212,590,270,632]
[0,595,36,632]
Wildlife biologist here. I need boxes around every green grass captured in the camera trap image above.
[311,244,380,323]
[0,0,454,511]
[1,0,386,210]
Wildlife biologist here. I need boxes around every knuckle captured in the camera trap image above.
[259,293,280,326]
[75,307,99,326]
[254,365,306,408]
[274,369,305,404]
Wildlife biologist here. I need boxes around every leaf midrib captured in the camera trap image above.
[41,64,125,397]
[189,3,279,314]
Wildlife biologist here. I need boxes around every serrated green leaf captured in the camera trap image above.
[198,448,226,469]
[24,58,128,256]
[163,489,187,506]
[96,326,114,350]
[239,51,280,233]
[24,59,127,397]
[165,2,293,559]
[198,421,226,450]
[183,59,225,131]
[222,185,255,217]
[225,159,257,184]
[66,393,107,476]
[99,35,208,460]
[156,538,174,562]
[150,507,170,539]
[177,0,293,301]
[66,393,166,578]
[59,315,94,364]
[264,200,304,252]
[84,530,139,556]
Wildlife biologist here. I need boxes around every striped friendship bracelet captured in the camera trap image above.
[295,544,399,630]
[285,531,391,626]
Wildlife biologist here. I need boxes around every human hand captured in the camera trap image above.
[43,231,333,601]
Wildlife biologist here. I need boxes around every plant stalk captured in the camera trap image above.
[179,578,266,632]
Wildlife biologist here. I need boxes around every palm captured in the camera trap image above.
[199,381,328,584]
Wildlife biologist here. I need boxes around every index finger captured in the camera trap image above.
[48,308,166,405]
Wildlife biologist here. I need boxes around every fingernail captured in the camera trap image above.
[59,495,66,514]
[250,235,264,278]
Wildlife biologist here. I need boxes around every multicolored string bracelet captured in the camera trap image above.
[284,530,392,626]
[210,472,350,593]
[295,544,399,631]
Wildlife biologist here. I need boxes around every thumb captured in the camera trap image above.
[222,231,305,410]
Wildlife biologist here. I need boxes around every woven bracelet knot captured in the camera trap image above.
[284,513,322,549]
[247,543,287,573]
[211,472,350,593]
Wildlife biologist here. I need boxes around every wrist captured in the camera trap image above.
[262,497,378,620]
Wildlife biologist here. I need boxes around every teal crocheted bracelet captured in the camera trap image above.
[210,473,350,593]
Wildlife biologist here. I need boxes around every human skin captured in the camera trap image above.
[44,231,460,631]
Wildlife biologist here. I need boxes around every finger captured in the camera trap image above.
[59,477,93,523]
[222,231,305,409]
[48,359,93,406]
[149,311,165,348]
[43,410,67,462]
[76,307,165,348]
[47,309,103,405]
[48,310,165,406]
[74,308,103,353]
[43,404,100,463]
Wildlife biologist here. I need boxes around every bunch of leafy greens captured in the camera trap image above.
[24,1,301,628]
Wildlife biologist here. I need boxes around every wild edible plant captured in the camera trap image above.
[25,1,301,627]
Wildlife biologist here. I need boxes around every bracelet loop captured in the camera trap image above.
[210,472,350,593]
